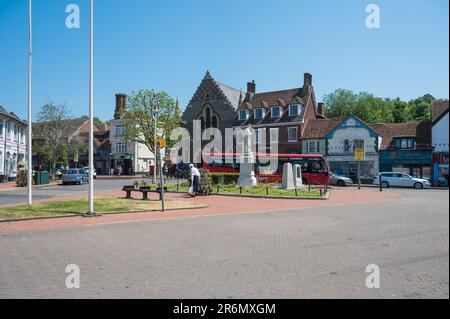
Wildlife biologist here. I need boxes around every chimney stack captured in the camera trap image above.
[318,102,325,116]
[304,73,312,87]
[114,93,127,119]
[247,80,256,94]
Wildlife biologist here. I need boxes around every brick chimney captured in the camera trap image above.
[114,93,127,119]
[304,73,312,87]
[247,80,256,94]
[318,102,325,116]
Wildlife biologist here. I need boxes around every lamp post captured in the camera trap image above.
[152,98,160,185]
[27,0,33,205]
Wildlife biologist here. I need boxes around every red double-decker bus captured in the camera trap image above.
[202,153,330,185]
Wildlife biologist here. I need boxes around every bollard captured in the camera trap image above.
[266,187,269,196]
[240,186,242,195]
[295,188,298,197]
[379,174,383,192]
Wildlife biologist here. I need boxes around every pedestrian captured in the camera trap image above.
[189,164,201,197]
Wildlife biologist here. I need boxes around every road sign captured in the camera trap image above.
[155,138,166,148]
[355,148,365,161]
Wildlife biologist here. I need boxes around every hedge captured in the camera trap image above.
[209,173,240,185]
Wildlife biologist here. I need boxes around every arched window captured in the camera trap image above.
[199,105,220,129]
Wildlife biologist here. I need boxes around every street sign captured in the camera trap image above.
[155,138,166,148]
[355,148,365,161]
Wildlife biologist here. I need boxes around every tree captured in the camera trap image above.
[34,103,71,173]
[123,89,180,153]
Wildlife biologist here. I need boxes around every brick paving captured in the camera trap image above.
[0,188,402,234]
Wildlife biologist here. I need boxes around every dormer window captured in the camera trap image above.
[239,110,248,121]
[254,108,265,120]
[395,138,415,149]
[289,104,301,117]
[271,106,281,118]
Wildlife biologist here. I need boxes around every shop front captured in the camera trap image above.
[110,154,134,176]
[328,155,379,183]
[379,150,432,180]
[433,152,449,186]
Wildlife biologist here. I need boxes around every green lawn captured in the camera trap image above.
[146,183,325,198]
[0,198,206,221]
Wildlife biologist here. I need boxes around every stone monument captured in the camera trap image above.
[237,126,258,187]
[281,163,295,189]
[293,164,305,189]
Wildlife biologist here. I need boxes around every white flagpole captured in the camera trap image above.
[88,0,94,215]
[27,0,32,206]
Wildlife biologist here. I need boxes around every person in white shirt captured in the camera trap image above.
[189,164,201,197]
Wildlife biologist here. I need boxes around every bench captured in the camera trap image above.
[122,186,169,201]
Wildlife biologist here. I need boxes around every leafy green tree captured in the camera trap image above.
[34,103,71,174]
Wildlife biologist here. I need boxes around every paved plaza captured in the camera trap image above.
[0,187,448,299]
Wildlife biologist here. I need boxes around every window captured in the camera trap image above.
[6,122,11,140]
[289,104,300,117]
[115,125,125,136]
[254,108,265,120]
[308,141,320,153]
[395,138,415,149]
[239,110,248,121]
[344,139,350,152]
[0,121,3,139]
[287,127,298,142]
[354,139,364,150]
[271,106,281,118]
[14,124,18,141]
[21,127,26,144]
[115,142,127,154]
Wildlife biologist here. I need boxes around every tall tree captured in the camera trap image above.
[123,89,180,153]
[34,103,71,174]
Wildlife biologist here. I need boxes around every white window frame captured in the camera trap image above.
[115,124,125,136]
[287,127,298,142]
[271,106,281,118]
[0,121,3,139]
[288,104,300,117]
[239,110,248,121]
[254,108,265,120]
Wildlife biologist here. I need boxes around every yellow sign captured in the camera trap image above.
[355,148,365,160]
[154,138,166,148]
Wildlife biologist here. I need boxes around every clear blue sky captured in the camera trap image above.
[0,0,448,121]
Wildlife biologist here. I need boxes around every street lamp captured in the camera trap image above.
[87,0,95,216]
[27,0,33,205]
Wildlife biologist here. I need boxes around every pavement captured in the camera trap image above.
[0,187,448,299]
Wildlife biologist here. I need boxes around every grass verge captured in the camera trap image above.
[0,198,207,221]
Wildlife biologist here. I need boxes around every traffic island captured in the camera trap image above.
[0,198,208,222]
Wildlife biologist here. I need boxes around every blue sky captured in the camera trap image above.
[0,0,448,121]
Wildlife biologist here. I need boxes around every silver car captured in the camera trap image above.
[329,172,353,187]
[373,172,431,189]
[61,168,89,185]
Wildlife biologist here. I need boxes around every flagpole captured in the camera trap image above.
[88,0,94,215]
[27,0,33,206]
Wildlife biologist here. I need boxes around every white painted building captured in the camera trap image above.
[109,94,155,176]
[432,100,449,186]
[0,106,27,180]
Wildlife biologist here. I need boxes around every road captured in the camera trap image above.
[0,178,176,206]
[0,188,448,298]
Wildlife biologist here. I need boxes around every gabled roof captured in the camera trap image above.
[216,81,242,110]
[0,105,27,125]
[432,100,449,125]
[301,117,346,139]
[325,114,381,139]
[33,118,89,139]
[371,121,432,151]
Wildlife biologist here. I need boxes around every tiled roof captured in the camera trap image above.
[301,117,346,139]
[371,121,432,150]
[432,100,449,123]
[216,81,242,110]
[33,118,89,139]
[0,106,27,125]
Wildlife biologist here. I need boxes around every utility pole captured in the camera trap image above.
[27,0,33,205]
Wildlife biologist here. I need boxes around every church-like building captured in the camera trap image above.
[182,71,326,155]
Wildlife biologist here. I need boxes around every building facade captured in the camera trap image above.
[431,100,449,186]
[0,106,27,181]
[373,121,433,179]
[109,93,154,176]
[182,72,326,159]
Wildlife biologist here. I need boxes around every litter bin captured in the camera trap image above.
[34,171,50,185]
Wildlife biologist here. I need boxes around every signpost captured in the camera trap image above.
[355,147,365,190]
[155,138,166,212]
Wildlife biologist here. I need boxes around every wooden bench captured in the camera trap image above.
[122,187,152,200]
[122,186,169,201]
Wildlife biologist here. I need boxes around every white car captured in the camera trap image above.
[83,167,97,179]
[373,172,431,189]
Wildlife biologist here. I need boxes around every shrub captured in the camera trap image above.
[210,173,240,185]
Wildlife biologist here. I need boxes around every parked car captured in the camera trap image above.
[373,172,431,189]
[61,169,89,185]
[329,172,353,187]
[83,167,97,179]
